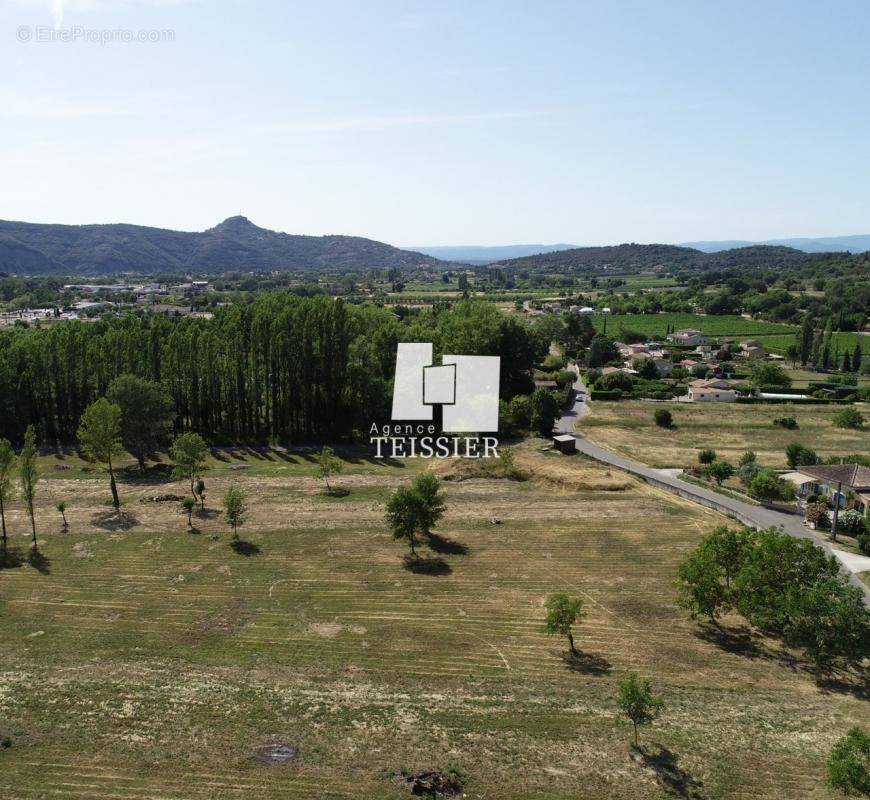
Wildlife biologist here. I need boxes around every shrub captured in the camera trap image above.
[838,509,868,537]
[596,371,634,392]
[541,353,564,371]
[653,409,673,428]
[698,448,717,465]
[590,389,622,401]
[738,450,757,467]
[858,531,870,556]
[706,461,735,486]
[773,416,798,429]
[749,469,796,502]
[738,460,762,486]
[785,443,818,469]
[805,502,830,530]
[833,406,866,429]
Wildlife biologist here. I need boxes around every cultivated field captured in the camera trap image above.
[590,314,868,357]
[577,400,870,468]
[0,445,866,799]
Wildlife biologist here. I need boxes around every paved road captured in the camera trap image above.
[554,365,590,433]
[555,386,870,600]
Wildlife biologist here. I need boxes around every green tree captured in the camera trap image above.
[317,446,343,494]
[0,438,15,560]
[750,362,792,388]
[828,727,870,797]
[195,478,206,511]
[181,497,195,530]
[56,501,68,533]
[106,374,175,471]
[385,486,425,557]
[222,484,248,539]
[833,407,865,430]
[587,335,618,367]
[544,593,583,655]
[170,433,209,500]
[786,443,818,469]
[385,472,446,558]
[77,398,124,510]
[676,525,749,621]
[748,470,796,502]
[531,388,560,437]
[698,448,717,465]
[617,673,664,747]
[706,461,734,486]
[19,426,40,551]
[653,408,672,428]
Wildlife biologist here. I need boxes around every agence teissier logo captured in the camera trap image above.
[370,343,500,459]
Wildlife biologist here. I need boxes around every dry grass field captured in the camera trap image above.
[578,401,870,468]
[0,445,866,799]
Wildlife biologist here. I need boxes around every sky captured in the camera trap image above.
[2,0,870,247]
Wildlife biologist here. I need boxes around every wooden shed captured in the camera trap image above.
[553,434,577,454]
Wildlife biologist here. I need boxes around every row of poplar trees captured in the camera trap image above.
[0,294,544,445]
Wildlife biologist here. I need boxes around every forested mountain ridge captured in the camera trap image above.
[0,216,444,275]
[493,243,836,273]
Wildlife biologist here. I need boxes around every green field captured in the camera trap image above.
[1,447,865,799]
[590,314,869,357]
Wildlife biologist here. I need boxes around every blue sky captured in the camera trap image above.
[2,0,870,247]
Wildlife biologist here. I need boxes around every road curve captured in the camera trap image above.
[555,383,870,601]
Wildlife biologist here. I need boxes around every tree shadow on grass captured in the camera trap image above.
[632,743,706,800]
[402,554,452,575]
[425,532,469,556]
[230,539,262,557]
[197,508,220,520]
[560,649,612,676]
[695,623,868,700]
[0,547,25,570]
[322,487,350,498]
[814,668,870,701]
[90,510,140,531]
[693,623,799,668]
[27,548,51,575]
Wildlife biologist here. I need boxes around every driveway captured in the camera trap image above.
[554,365,590,433]
[554,385,870,600]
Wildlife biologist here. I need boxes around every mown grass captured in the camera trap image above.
[0,447,865,799]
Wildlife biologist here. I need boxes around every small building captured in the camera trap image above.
[796,464,870,519]
[740,339,767,359]
[667,329,709,346]
[553,434,577,454]
[687,378,736,403]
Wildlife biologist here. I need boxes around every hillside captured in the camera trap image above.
[683,234,870,253]
[493,242,834,273]
[0,216,444,275]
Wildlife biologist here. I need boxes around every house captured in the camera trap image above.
[601,307,611,314]
[552,434,577,454]
[687,378,736,403]
[667,329,709,346]
[578,306,595,315]
[782,472,819,498]
[740,339,767,359]
[795,464,870,521]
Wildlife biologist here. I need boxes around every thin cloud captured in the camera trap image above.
[258,110,552,135]
[0,90,129,119]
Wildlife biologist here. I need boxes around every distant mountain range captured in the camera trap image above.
[490,243,834,272]
[681,234,870,253]
[0,216,442,275]
[412,244,578,263]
